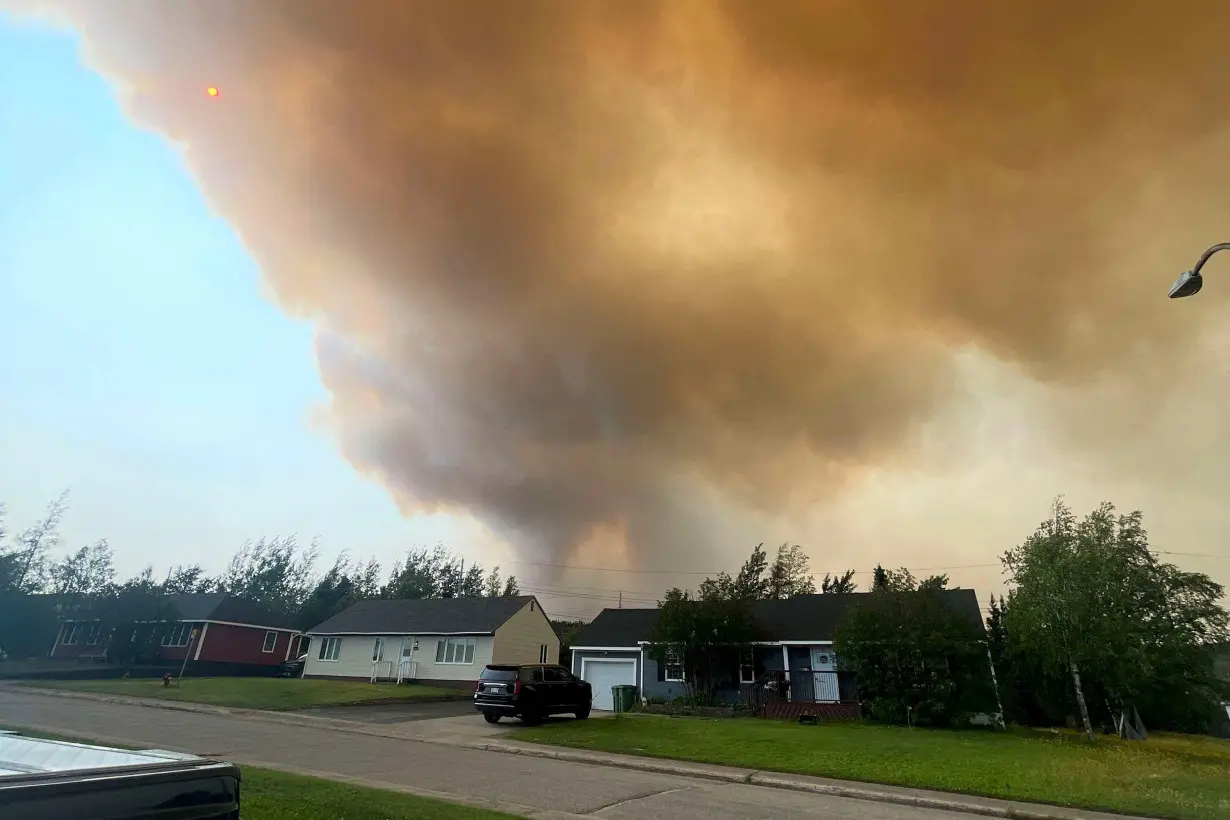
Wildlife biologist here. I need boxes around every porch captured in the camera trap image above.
[747,644,859,704]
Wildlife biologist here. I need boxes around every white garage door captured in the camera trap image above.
[582,658,637,711]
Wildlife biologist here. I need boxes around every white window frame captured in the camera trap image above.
[318,636,342,662]
[262,631,278,654]
[62,623,82,645]
[538,644,548,664]
[434,637,476,665]
[739,648,755,684]
[162,623,193,648]
[664,646,685,682]
[372,637,386,663]
[84,623,102,646]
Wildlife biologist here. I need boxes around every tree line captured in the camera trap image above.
[0,491,521,659]
[648,501,1229,739]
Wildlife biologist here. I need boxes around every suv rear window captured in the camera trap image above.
[480,667,518,681]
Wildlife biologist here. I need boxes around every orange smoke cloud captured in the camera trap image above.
[9,0,1230,576]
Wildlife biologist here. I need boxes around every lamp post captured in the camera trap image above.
[1168,242,1230,298]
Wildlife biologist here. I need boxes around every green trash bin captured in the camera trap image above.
[612,684,638,714]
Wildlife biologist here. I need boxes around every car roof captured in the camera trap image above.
[485,663,557,669]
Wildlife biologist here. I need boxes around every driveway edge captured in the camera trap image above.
[464,741,1135,820]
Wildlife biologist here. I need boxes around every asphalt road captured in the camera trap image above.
[295,698,479,724]
[0,689,1009,820]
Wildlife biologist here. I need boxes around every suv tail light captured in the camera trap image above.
[513,679,521,695]
[474,679,482,692]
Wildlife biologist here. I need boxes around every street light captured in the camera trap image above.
[1168,242,1230,298]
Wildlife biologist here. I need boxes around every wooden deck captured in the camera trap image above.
[759,699,861,721]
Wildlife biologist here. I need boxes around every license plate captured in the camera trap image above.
[484,685,502,693]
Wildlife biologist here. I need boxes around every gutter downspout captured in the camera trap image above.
[193,623,209,661]
[49,623,66,659]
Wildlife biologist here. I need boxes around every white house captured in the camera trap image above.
[301,596,559,686]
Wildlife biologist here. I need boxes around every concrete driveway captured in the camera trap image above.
[294,698,596,744]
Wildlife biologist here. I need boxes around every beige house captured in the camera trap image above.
[301,596,558,686]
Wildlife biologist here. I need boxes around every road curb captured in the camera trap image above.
[9,686,463,727]
[463,742,1133,820]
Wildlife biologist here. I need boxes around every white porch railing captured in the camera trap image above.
[370,660,394,683]
[396,660,417,684]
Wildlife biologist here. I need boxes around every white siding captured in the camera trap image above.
[415,635,494,681]
[302,634,377,680]
[303,633,493,682]
[491,599,559,665]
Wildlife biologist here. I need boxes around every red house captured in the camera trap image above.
[50,593,302,671]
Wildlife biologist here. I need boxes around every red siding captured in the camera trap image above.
[49,620,299,668]
[196,623,296,666]
[50,641,85,660]
[49,623,107,660]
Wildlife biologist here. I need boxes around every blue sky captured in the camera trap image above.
[0,15,458,579]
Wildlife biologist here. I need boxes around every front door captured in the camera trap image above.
[399,636,415,678]
[810,648,839,701]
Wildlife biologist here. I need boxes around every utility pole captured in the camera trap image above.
[618,591,622,609]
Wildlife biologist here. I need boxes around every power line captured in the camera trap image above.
[508,558,1003,576]
[1154,551,1229,559]
[507,559,716,575]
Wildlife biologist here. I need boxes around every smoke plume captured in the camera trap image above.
[11,0,1230,578]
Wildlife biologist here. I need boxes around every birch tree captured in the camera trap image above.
[1001,498,1228,741]
[1001,499,1100,740]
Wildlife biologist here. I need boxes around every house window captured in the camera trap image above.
[84,623,102,646]
[435,637,476,665]
[739,649,755,684]
[262,631,278,653]
[162,623,193,647]
[372,637,386,663]
[318,636,342,662]
[664,646,685,682]
[62,623,82,645]
[538,644,548,663]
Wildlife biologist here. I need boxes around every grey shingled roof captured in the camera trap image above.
[174,594,295,630]
[61,593,293,630]
[307,596,537,635]
[569,589,984,647]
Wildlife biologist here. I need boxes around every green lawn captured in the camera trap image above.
[23,677,463,711]
[511,715,1230,820]
[240,767,517,820]
[1,727,514,820]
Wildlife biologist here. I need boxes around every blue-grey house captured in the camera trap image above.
[569,590,983,711]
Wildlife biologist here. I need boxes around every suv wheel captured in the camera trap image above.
[575,706,591,720]
[483,712,501,724]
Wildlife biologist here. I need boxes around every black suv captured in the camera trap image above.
[473,664,592,724]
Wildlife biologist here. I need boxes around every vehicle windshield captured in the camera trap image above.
[479,667,518,681]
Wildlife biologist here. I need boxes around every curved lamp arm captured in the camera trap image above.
[1192,242,1230,275]
[1169,242,1230,298]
